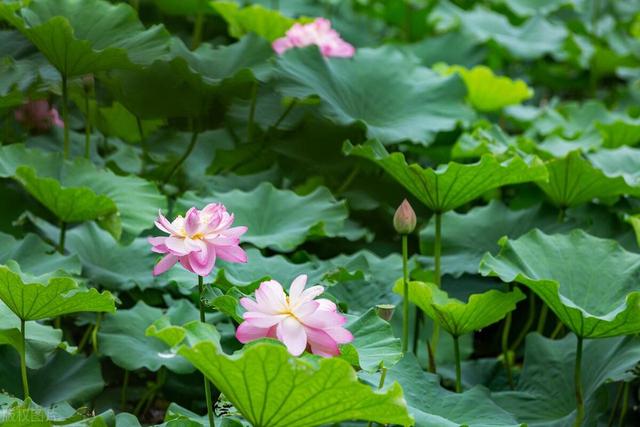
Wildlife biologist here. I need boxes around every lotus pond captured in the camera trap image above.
[1,0,640,426]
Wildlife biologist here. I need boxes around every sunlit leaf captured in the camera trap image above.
[480,229,640,338]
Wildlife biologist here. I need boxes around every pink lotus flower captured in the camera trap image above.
[14,99,64,132]
[148,204,247,277]
[236,274,353,357]
[272,18,355,58]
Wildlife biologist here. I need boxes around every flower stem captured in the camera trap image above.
[573,336,584,427]
[91,312,102,354]
[511,292,536,351]
[192,1,205,49]
[537,304,548,334]
[20,318,29,400]
[501,312,514,389]
[401,234,410,353]
[453,334,462,393]
[198,275,215,427]
[247,82,258,144]
[58,221,67,254]
[84,89,91,159]
[618,382,630,427]
[367,365,388,427]
[428,212,442,373]
[61,75,70,159]
[120,370,130,411]
[163,131,199,185]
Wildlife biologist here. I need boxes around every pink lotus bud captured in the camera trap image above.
[272,18,355,58]
[393,199,416,234]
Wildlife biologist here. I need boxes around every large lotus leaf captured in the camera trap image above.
[493,333,640,426]
[275,46,473,145]
[393,280,524,337]
[98,300,204,373]
[321,251,404,313]
[451,124,535,160]
[0,349,103,406]
[343,308,402,372]
[345,139,547,212]
[177,182,357,252]
[0,0,170,77]
[420,201,568,277]
[587,146,640,186]
[596,118,640,148]
[480,229,640,338]
[450,6,567,60]
[362,354,521,427]
[0,264,115,321]
[213,1,309,42]
[0,232,80,276]
[0,144,166,239]
[154,0,216,15]
[407,31,486,68]
[163,402,248,427]
[436,65,533,112]
[148,322,414,427]
[0,302,65,369]
[536,150,640,208]
[104,34,272,120]
[496,0,573,17]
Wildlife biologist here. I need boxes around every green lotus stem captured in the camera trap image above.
[336,164,360,196]
[58,221,67,254]
[607,382,623,427]
[511,292,536,351]
[367,365,388,427]
[84,90,91,159]
[428,212,442,373]
[550,320,564,339]
[501,312,514,389]
[401,234,410,353]
[573,336,584,427]
[61,75,70,159]
[163,131,200,185]
[120,370,130,411]
[91,312,102,354]
[247,82,258,144]
[453,334,462,393]
[192,2,205,49]
[198,275,215,427]
[20,318,29,400]
[537,304,548,334]
[412,309,422,354]
[618,382,630,427]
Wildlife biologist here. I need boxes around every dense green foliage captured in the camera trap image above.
[1,0,640,426]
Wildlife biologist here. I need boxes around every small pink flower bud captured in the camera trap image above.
[393,199,416,234]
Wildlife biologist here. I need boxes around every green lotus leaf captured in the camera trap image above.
[98,300,205,373]
[0,302,66,369]
[148,322,414,427]
[407,31,486,68]
[393,280,524,337]
[451,124,534,160]
[362,354,521,427]
[587,146,640,187]
[0,144,166,239]
[344,308,402,372]
[177,182,360,252]
[344,139,547,212]
[0,350,104,406]
[104,34,271,120]
[0,232,80,276]
[449,6,567,60]
[0,264,115,321]
[275,46,473,145]
[493,333,640,425]
[154,0,216,15]
[163,402,248,426]
[213,1,310,42]
[420,201,567,277]
[436,64,533,112]
[0,0,170,78]
[480,229,640,338]
[596,118,640,148]
[536,150,640,208]
[496,0,573,17]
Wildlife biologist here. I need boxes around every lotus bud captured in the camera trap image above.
[393,199,416,234]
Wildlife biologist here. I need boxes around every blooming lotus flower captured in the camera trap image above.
[272,18,355,58]
[236,274,353,357]
[14,99,64,131]
[148,204,247,277]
